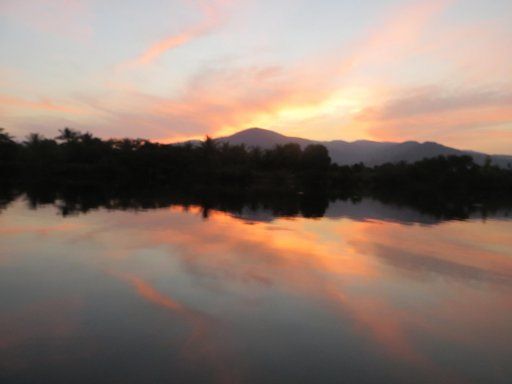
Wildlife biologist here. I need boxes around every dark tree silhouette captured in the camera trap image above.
[302,144,331,170]
[56,127,80,143]
[0,127,510,200]
[0,128,14,144]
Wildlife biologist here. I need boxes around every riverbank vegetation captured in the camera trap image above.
[1,128,511,199]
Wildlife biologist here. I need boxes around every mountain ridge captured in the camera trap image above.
[215,128,512,168]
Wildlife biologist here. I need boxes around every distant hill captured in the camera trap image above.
[216,128,512,168]
[218,128,313,148]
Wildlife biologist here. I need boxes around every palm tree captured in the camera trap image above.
[56,127,80,143]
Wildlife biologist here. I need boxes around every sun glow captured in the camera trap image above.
[212,88,372,140]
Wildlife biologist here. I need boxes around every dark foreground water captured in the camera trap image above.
[0,194,511,384]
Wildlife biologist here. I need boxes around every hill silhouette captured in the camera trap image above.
[217,128,512,167]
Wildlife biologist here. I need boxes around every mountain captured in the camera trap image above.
[218,127,313,148]
[216,128,512,168]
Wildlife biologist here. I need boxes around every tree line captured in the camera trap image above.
[1,127,511,198]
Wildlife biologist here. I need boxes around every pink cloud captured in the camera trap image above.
[123,0,230,69]
[334,0,457,77]
[353,86,512,151]
[0,94,85,114]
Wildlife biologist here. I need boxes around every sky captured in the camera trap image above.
[0,0,511,154]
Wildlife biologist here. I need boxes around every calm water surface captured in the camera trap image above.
[1,197,511,383]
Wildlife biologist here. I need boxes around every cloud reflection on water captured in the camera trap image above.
[0,199,511,383]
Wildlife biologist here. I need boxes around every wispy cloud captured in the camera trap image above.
[360,86,512,120]
[0,94,85,114]
[354,86,512,150]
[95,0,457,141]
[3,0,511,153]
[124,0,230,68]
[335,0,457,76]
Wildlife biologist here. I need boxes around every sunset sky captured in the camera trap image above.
[1,0,511,153]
